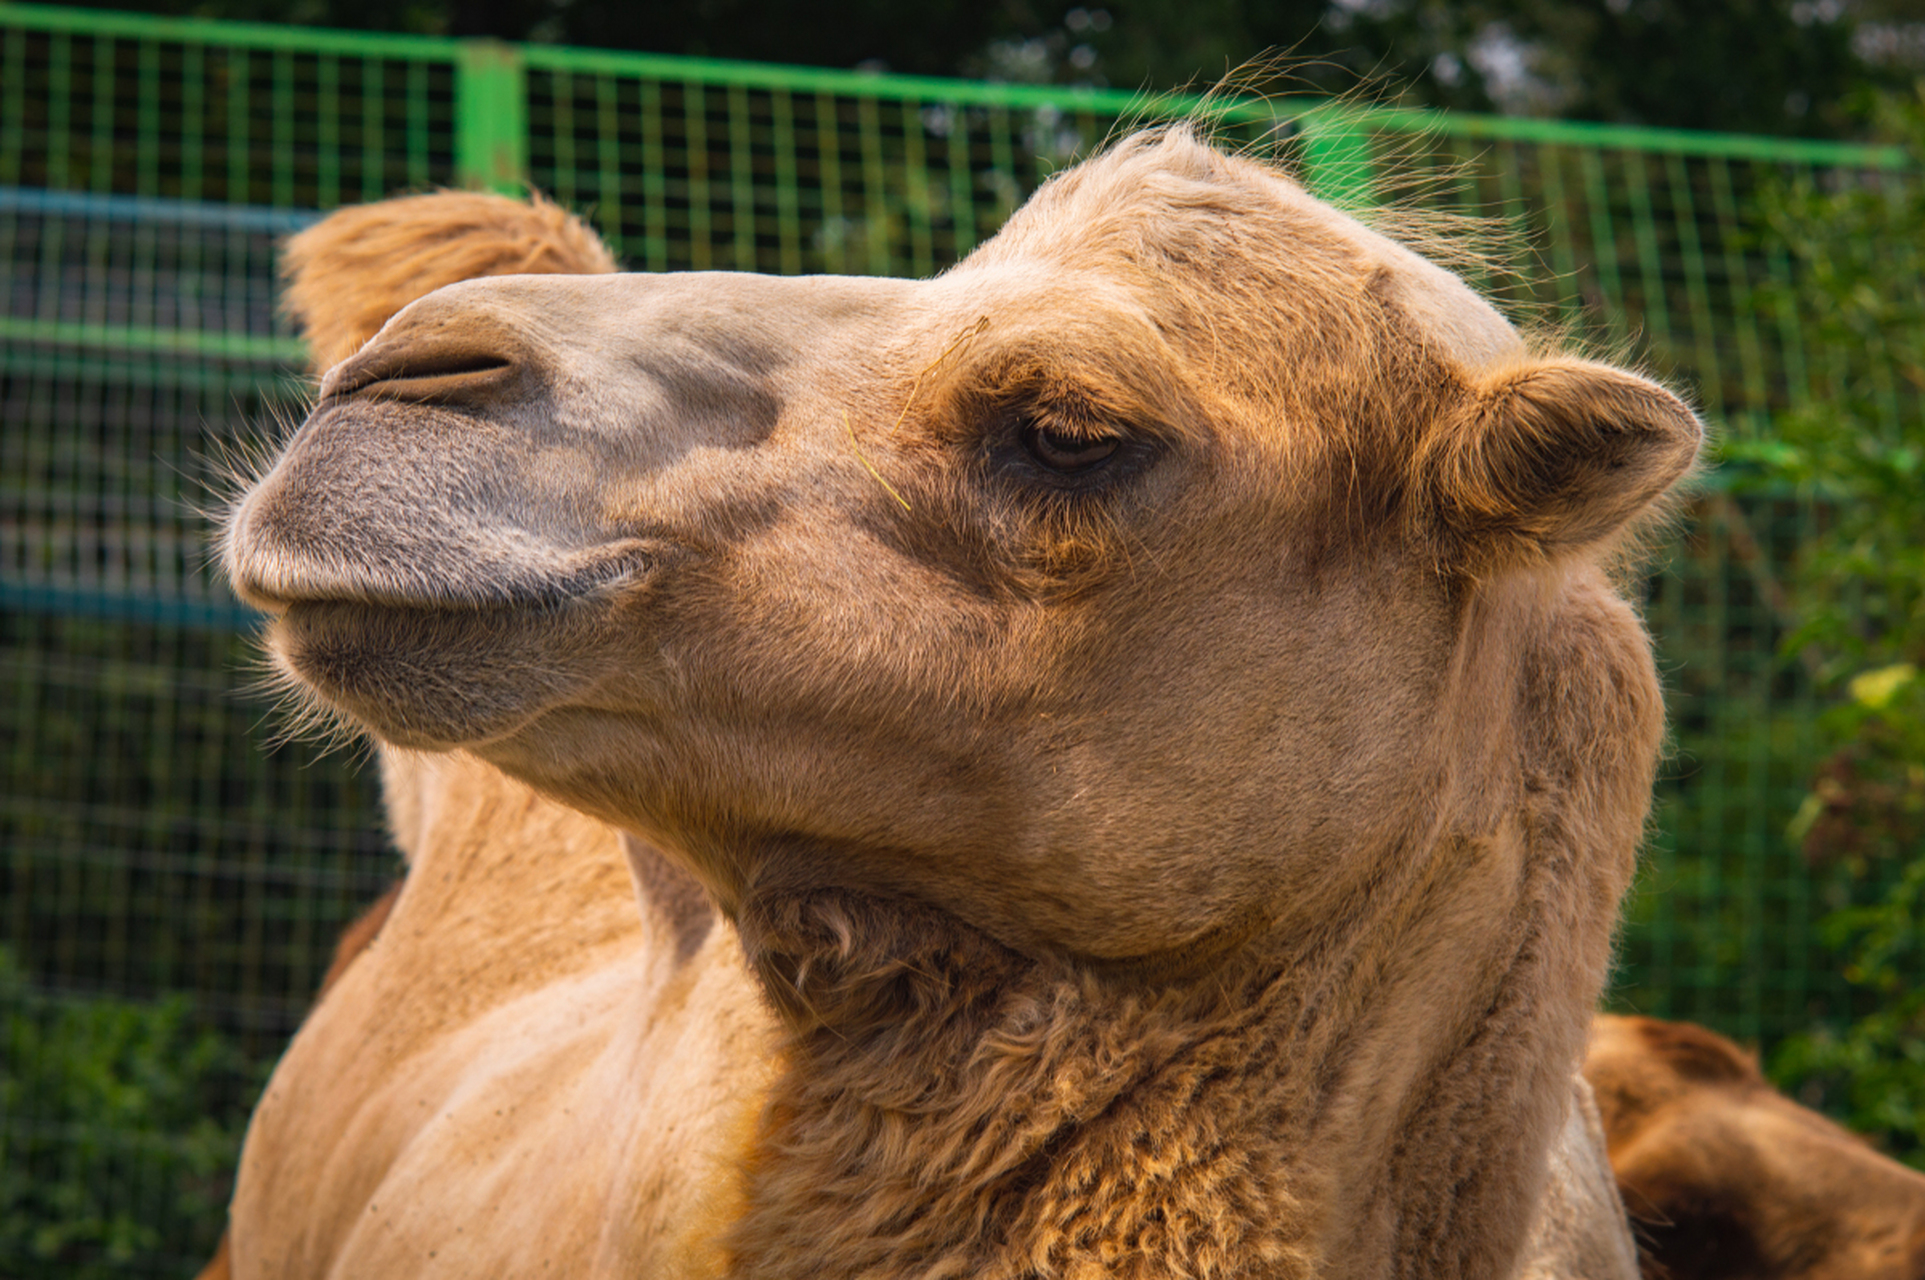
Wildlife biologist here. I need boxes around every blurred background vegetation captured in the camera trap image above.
[0,947,254,1278]
[5,0,1925,1272]
[1735,83,1925,1159]
[50,0,1925,136]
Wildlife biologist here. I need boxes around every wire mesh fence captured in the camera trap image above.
[0,1,1917,1273]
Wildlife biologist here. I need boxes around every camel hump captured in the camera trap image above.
[281,189,618,373]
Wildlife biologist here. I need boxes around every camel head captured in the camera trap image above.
[225,127,1699,971]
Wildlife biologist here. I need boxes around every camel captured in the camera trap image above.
[218,127,1705,1278]
[1587,1015,1925,1280]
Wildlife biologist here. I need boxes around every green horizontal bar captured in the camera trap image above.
[0,343,306,396]
[0,316,306,364]
[0,581,263,631]
[523,42,1160,113]
[1298,104,1377,209]
[2,1,1910,169]
[1348,105,1911,169]
[0,1,455,59]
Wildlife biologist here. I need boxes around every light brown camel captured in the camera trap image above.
[1587,1014,1925,1280]
[220,127,1703,1278]
[282,188,618,370]
[225,193,1918,1280]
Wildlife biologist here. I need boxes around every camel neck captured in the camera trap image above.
[722,848,1593,1280]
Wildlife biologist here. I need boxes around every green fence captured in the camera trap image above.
[0,2,1916,1273]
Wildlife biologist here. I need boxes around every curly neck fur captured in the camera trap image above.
[723,819,1602,1280]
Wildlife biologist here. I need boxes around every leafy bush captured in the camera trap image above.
[1737,90,1925,685]
[1732,82,1925,1165]
[0,947,250,1277]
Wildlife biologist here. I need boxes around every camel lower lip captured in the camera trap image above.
[269,596,612,749]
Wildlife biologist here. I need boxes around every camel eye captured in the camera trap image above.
[1021,422,1121,473]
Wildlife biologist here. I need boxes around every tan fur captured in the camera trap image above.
[221,130,1702,1278]
[216,910,1925,1280]
[1587,1015,1925,1280]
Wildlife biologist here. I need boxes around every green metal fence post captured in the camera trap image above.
[1298,103,1377,211]
[456,38,527,194]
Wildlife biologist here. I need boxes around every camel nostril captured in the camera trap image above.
[324,348,520,404]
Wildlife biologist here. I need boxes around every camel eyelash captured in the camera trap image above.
[987,402,1161,495]
[929,354,1175,495]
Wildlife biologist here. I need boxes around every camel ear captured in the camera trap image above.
[1421,359,1703,565]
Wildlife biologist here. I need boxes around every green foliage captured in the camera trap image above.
[1088,0,1876,135]
[1774,844,1925,1165]
[0,948,249,1278]
[1769,663,1925,1166]
[1733,83,1925,1163]
[1736,87,1925,679]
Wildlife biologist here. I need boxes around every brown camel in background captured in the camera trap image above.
[1587,1014,1925,1280]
